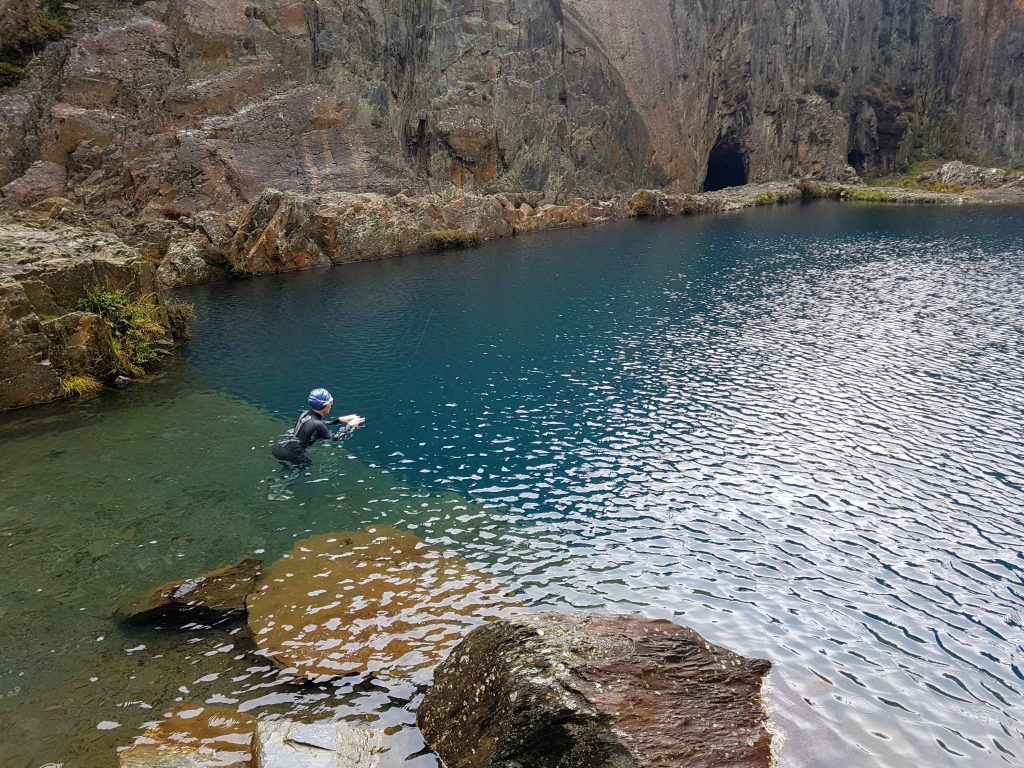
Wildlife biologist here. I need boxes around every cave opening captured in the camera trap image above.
[847,148,866,174]
[702,135,748,191]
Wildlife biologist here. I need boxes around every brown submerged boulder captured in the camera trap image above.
[123,558,262,628]
[245,526,517,680]
[118,702,256,768]
[418,613,773,768]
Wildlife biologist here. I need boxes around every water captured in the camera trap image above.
[1,201,1023,768]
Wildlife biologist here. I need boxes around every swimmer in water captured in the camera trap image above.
[272,388,365,467]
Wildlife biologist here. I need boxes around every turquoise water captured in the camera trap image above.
[1,201,1023,767]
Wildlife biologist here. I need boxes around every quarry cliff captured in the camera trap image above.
[1,0,1022,216]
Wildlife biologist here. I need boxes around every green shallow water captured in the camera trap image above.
[1,201,1023,768]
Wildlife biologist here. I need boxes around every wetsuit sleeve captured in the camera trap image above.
[314,420,333,441]
[332,425,355,441]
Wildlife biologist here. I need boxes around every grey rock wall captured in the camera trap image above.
[0,0,1021,211]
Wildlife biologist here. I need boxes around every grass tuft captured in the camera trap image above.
[78,289,172,377]
[60,374,102,398]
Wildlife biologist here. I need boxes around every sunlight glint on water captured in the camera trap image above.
[0,201,1022,768]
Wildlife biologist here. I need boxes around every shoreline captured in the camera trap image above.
[2,172,1023,412]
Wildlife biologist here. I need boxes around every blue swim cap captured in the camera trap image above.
[308,388,333,409]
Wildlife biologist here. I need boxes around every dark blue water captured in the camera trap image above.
[1,201,1022,767]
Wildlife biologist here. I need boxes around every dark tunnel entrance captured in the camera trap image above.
[847,149,865,175]
[702,134,748,192]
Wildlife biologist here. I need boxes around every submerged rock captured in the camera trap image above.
[123,558,262,627]
[418,613,773,768]
[118,703,256,768]
[245,526,517,680]
[256,720,387,768]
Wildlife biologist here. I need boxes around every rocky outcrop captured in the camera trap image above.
[122,558,262,628]
[919,160,1024,190]
[245,526,517,680]
[0,215,190,410]
[0,0,1021,220]
[417,613,773,768]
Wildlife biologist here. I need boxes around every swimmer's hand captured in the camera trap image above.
[335,414,365,428]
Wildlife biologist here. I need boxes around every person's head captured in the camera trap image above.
[308,388,333,416]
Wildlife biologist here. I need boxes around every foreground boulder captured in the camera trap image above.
[123,558,262,628]
[246,526,517,680]
[418,613,773,768]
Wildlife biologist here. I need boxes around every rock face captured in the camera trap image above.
[245,526,517,680]
[418,613,773,768]
[0,0,1021,218]
[0,215,189,410]
[122,558,262,628]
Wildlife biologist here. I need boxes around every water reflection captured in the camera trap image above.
[0,203,1022,767]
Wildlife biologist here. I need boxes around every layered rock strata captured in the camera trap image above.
[1,0,1021,220]
[418,613,773,768]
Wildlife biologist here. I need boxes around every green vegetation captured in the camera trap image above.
[0,62,26,88]
[0,0,70,88]
[78,289,172,377]
[59,374,102,398]
[844,188,893,202]
[430,229,481,249]
[628,190,662,217]
[810,78,841,101]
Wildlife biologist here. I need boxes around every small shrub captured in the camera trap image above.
[811,79,841,100]
[0,3,68,58]
[0,62,25,88]
[627,189,663,217]
[60,374,102,398]
[78,289,172,377]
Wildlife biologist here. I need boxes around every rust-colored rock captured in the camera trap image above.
[123,558,262,628]
[418,613,773,768]
[245,526,517,680]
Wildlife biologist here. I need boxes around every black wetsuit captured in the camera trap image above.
[272,410,351,466]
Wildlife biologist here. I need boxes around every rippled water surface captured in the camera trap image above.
[1,201,1022,768]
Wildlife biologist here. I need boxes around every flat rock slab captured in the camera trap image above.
[118,703,256,768]
[418,613,773,768]
[246,526,517,680]
[123,558,262,627]
[256,721,387,768]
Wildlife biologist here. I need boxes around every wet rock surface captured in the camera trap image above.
[123,558,262,627]
[118,702,256,768]
[256,721,389,768]
[418,613,773,768]
[245,526,517,681]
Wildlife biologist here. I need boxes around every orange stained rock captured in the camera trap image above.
[245,526,519,681]
[118,703,256,768]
